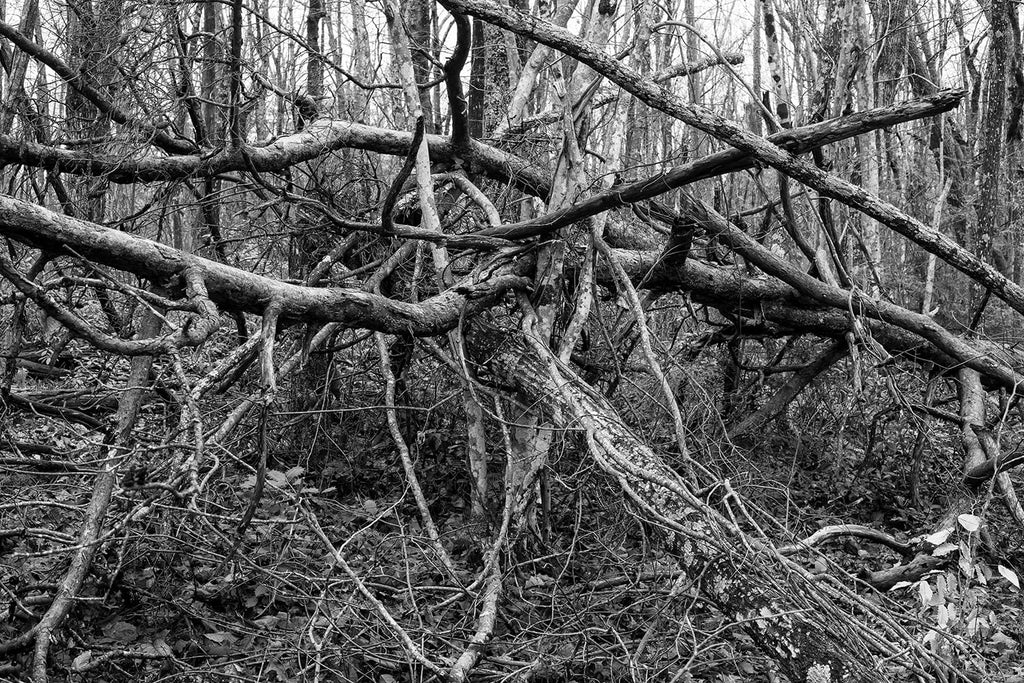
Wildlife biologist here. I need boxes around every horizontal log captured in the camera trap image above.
[610,249,1024,394]
[0,121,551,198]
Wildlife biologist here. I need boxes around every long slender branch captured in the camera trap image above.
[305,507,445,676]
[0,90,956,236]
[210,303,279,576]
[381,117,426,233]
[375,332,456,573]
[652,51,745,81]
[475,89,963,239]
[777,524,916,556]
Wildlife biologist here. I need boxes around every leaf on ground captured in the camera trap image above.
[100,620,139,642]
[990,631,1018,652]
[957,514,982,533]
[998,565,1020,590]
[267,469,289,488]
[71,651,92,671]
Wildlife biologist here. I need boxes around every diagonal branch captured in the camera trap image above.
[475,89,964,240]
[728,339,848,439]
[441,0,1024,316]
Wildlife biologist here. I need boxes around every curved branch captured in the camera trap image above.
[965,448,1024,490]
[444,11,473,155]
[777,524,916,556]
[0,250,211,355]
[0,196,530,336]
[0,120,551,197]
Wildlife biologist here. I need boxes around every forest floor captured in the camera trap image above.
[2,341,1024,682]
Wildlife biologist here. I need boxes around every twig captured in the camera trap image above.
[375,332,456,575]
[304,506,446,676]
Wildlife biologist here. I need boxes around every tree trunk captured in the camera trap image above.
[976,0,1010,275]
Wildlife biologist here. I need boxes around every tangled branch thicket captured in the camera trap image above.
[2,0,1024,679]
[0,327,953,681]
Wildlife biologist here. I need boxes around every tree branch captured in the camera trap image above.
[444,11,473,156]
[475,89,964,240]
[0,120,550,197]
[0,196,530,336]
[610,250,1024,394]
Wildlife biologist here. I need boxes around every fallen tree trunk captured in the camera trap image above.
[610,250,1024,394]
[489,315,937,682]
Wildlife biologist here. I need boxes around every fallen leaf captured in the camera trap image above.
[957,514,981,533]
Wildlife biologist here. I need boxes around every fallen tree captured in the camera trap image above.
[0,195,531,336]
[442,0,1024,316]
[486,307,939,682]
